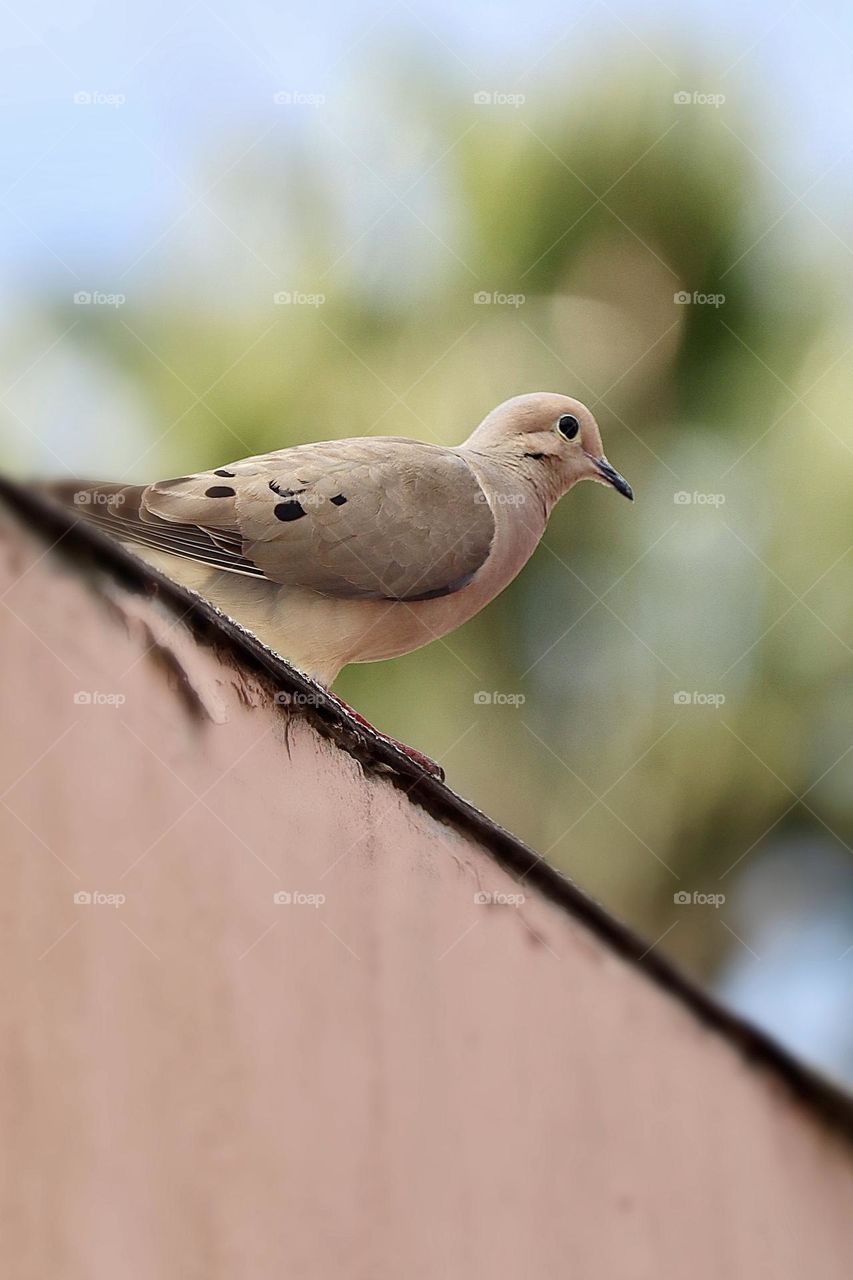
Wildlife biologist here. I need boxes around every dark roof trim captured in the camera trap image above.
[3,474,853,1145]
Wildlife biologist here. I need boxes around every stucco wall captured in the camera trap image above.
[2,495,853,1279]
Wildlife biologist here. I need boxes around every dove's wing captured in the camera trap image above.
[52,438,496,601]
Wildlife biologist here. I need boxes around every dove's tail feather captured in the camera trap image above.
[41,478,145,515]
[39,479,151,537]
[38,479,263,577]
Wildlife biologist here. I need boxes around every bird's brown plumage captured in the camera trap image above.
[50,438,496,601]
[41,393,631,685]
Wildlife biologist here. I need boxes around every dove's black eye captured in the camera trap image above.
[557,414,580,440]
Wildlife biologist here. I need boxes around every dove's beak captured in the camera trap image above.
[591,456,634,501]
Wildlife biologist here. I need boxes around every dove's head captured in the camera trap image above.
[464,392,633,503]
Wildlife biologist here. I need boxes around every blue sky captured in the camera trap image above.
[1,0,852,291]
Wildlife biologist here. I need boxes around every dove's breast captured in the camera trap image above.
[269,464,547,678]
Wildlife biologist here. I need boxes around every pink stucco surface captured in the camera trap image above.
[2,503,853,1279]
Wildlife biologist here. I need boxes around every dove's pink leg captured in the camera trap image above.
[326,694,445,780]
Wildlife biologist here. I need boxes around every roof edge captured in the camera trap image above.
[3,474,853,1145]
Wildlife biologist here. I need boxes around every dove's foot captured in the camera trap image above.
[386,741,445,781]
[327,695,445,781]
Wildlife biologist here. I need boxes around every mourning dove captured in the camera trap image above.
[47,392,632,771]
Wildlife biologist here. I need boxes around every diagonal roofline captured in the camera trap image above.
[2,473,853,1146]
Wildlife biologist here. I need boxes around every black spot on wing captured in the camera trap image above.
[269,479,307,498]
[330,493,347,506]
[205,486,236,498]
[214,469,235,477]
[274,500,307,522]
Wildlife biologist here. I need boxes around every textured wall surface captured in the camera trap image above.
[1,502,853,1280]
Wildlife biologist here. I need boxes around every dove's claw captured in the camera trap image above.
[390,744,445,781]
[326,695,444,780]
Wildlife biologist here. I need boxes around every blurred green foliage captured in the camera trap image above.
[4,53,852,987]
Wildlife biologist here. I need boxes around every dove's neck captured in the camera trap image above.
[458,444,567,518]
[455,447,556,608]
